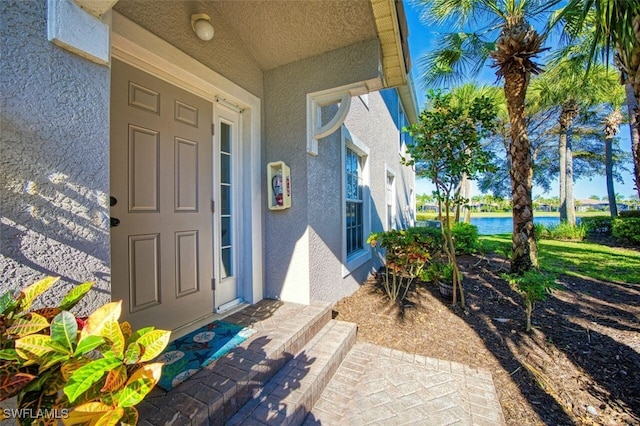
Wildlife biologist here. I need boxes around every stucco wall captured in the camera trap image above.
[0,1,111,314]
[263,39,382,304]
[309,89,415,303]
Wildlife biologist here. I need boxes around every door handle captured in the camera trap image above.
[110,217,121,227]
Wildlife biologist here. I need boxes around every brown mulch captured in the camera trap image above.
[332,252,640,426]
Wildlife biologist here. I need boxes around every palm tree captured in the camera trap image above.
[417,0,564,274]
[563,0,640,198]
[528,60,621,225]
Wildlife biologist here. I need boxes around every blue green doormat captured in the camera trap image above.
[156,320,256,390]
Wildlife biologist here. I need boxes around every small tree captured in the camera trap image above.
[404,90,497,307]
[503,270,560,332]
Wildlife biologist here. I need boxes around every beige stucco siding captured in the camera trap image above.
[0,0,111,312]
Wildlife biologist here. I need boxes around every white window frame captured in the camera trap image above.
[385,165,396,231]
[398,104,408,155]
[341,127,371,277]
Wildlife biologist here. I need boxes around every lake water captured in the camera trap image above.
[470,216,561,235]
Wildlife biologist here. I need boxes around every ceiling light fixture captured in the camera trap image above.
[191,13,214,41]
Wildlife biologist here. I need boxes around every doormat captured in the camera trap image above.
[156,320,257,391]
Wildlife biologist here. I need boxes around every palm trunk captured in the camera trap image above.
[559,127,567,222]
[464,176,472,223]
[566,125,576,226]
[559,105,578,226]
[629,16,640,199]
[604,109,623,218]
[505,70,537,275]
[625,83,640,199]
[605,136,618,217]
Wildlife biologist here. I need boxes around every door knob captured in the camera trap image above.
[110,196,118,206]
[110,217,121,227]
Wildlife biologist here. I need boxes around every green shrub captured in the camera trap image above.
[619,210,640,218]
[0,277,170,425]
[451,222,480,254]
[419,261,463,289]
[543,222,586,241]
[534,223,549,241]
[411,222,479,255]
[406,226,444,254]
[416,212,437,222]
[368,230,433,301]
[612,217,640,245]
[580,216,613,234]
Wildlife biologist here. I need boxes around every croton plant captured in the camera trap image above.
[0,277,170,425]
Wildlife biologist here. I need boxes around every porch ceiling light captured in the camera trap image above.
[191,14,214,41]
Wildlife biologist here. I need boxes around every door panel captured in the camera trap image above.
[111,59,214,331]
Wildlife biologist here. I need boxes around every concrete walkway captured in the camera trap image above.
[135,300,504,425]
[305,343,504,426]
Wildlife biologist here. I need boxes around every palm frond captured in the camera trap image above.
[418,32,493,88]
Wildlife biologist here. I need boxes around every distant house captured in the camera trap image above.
[1,1,417,332]
[535,203,555,212]
[576,199,629,212]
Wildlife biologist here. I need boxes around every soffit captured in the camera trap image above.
[370,0,408,88]
[212,0,377,71]
[111,0,415,115]
[114,0,378,72]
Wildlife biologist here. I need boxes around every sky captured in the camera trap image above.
[403,0,637,201]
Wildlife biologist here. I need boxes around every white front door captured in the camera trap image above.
[110,59,214,330]
[214,105,241,311]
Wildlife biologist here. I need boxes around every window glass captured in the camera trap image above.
[346,147,364,256]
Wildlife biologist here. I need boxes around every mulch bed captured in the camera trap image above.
[332,250,640,426]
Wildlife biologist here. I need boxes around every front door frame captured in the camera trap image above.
[111,12,263,308]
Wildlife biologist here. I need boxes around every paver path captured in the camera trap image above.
[305,342,505,426]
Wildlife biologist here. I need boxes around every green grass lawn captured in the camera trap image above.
[479,235,640,285]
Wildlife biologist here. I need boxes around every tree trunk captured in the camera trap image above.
[505,70,537,275]
[605,136,618,217]
[559,105,578,226]
[566,125,576,226]
[559,125,567,222]
[629,15,640,199]
[604,109,623,217]
[626,82,640,199]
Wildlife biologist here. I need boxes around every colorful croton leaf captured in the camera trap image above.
[0,277,171,425]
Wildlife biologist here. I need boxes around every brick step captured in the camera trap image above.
[227,320,357,426]
[137,300,333,426]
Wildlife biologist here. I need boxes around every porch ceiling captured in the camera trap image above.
[113,0,378,72]
[212,0,377,71]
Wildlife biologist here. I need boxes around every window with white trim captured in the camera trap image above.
[399,106,408,152]
[346,147,364,256]
[342,129,370,276]
[386,169,396,230]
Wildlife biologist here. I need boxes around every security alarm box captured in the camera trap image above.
[267,161,291,210]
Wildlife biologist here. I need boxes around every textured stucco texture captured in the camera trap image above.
[263,39,382,304]
[309,90,416,303]
[113,0,265,98]
[1,0,111,314]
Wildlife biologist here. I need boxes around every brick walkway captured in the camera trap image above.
[128,300,504,425]
[305,342,504,425]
